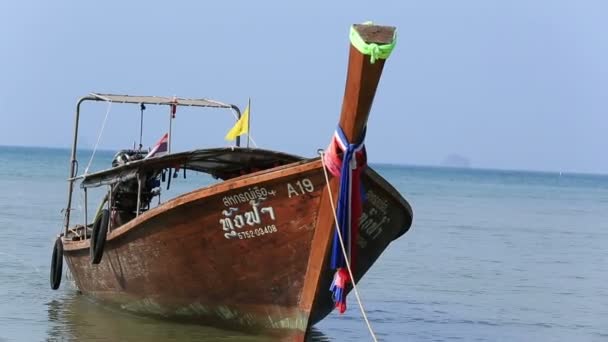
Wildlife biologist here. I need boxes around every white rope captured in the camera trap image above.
[247,134,258,148]
[318,150,379,342]
[84,100,112,175]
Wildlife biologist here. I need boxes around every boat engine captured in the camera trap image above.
[111,150,161,215]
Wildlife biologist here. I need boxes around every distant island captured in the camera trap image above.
[440,154,472,168]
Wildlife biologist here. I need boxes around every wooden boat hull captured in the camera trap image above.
[62,159,412,337]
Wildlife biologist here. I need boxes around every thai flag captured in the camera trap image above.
[145,133,169,159]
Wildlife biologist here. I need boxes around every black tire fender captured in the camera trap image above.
[90,209,110,265]
[50,237,63,290]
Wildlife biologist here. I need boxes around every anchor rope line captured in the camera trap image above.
[84,100,113,175]
[319,148,378,342]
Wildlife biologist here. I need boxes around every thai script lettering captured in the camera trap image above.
[357,190,391,247]
[222,186,276,207]
[366,189,389,214]
[359,207,389,240]
[220,199,277,239]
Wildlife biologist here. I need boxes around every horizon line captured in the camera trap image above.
[0,143,605,177]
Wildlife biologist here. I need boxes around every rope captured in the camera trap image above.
[318,149,378,342]
[349,21,397,64]
[84,100,113,174]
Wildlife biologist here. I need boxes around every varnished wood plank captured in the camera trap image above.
[353,24,396,45]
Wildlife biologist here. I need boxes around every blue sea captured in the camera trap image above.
[0,146,606,341]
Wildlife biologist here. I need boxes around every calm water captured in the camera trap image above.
[0,146,606,341]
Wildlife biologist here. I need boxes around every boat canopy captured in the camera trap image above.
[79,148,305,189]
[85,93,235,109]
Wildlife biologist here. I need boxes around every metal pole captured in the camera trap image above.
[136,174,142,217]
[108,186,112,211]
[64,97,89,235]
[232,105,242,148]
[139,103,145,150]
[168,111,172,154]
[168,98,176,154]
[246,98,251,148]
[108,184,114,232]
[108,185,113,231]
[84,188,88,239]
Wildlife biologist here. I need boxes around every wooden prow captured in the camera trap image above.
[299,23,396,337]
[338,24,396,143]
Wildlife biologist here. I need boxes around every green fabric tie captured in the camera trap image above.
[349,22,397,64]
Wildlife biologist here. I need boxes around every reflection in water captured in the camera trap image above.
[45,292,330,341]
[305,329,331,342]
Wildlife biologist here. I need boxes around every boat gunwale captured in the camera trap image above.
[63,157,412,251]
[62,158,322,251]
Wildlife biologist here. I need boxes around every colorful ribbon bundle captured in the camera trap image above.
[323,125,367,313]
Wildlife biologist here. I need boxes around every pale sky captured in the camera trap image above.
[1,1,606,174]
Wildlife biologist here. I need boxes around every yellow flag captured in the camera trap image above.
[224,104,249,141]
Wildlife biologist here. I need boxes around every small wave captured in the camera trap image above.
[0,252,42,274]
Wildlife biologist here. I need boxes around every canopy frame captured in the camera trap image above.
[63,93,243,233]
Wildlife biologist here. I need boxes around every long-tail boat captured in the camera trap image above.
[50,23,413,340]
